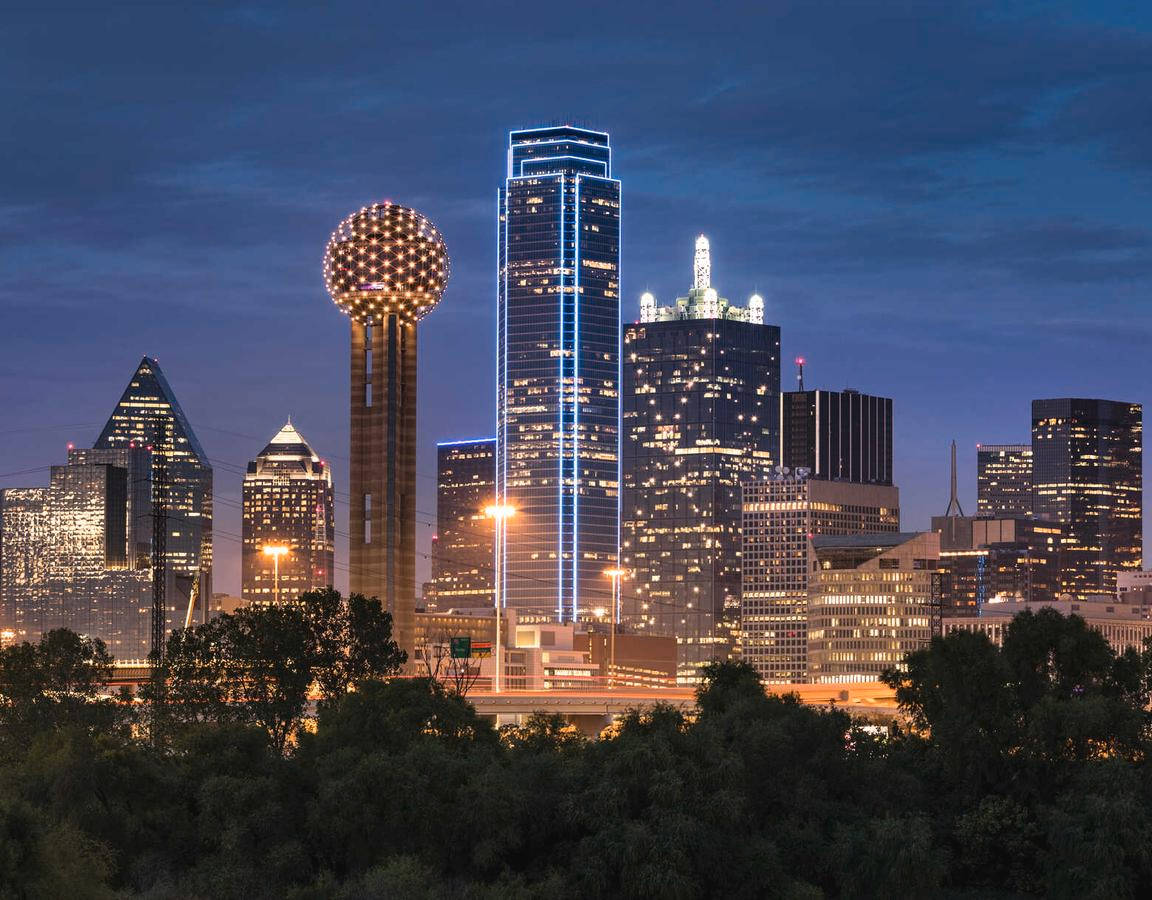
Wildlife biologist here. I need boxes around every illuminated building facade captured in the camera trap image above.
[807,531,939,683]
[323,202,449,656]
[433,438,496,610]
[780,388,893,485]
[741,475,899,683]
[1032,398,1142,596]
[0,488,50,642]
[622,236,780,682]
[931,515,1062,614]
[1,448,154,661]
[94,356,213,625]
[241,420,334,605]
[496,126,621,621]
[976,443,1033,518]
[946,596,1152,658]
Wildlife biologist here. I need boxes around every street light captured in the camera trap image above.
[262,545,289,605]
[603,567,627,690]
[484,503,516,693]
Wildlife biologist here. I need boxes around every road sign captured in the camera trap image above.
[450,636,472,659]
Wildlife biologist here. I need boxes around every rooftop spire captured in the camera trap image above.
[944,440,965,517]
[693,235,711,290]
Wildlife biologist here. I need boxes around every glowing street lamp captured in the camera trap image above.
[484,503,516,692]
[262,545,289,605]
[603,567,627,689]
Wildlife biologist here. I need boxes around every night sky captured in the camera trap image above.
[3,1,1150,596]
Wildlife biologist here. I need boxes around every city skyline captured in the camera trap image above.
[3,2,1151,600]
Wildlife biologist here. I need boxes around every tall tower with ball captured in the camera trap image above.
[323,202,449,656]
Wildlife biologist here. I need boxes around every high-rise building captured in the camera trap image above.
[931,515,1062,614]
[621,236,780,682]
[323,202,449,656]
[1032,399,1142,596]
[496,126,621,621]
[241,420,335,605]
[807,531,939,683]
[741,475,900,682]
[94,357,213,631]
[433,438,496,610]
[1,448,154,661]
[780,388,893,485]
[976,443,1033,517]
[0,488,49,641]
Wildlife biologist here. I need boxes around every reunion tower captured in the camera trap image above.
[323,202,449,656]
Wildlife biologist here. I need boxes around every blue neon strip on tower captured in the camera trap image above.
[496,126,621,622]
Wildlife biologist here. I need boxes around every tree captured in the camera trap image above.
[0,629,123,753]
[418,628,481,698]
[148,590,406,752]
[298,588,406,701]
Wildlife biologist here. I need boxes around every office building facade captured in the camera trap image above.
[433,438,497,610]
[94,356,213,627]
[976,443,1033,518]
[0,488,50,642]
[931,515,1062,614]
[780,389,893,485]
[0,448,154,661]
[621,236,780,681]
[741,475,900,682]
[1032,399,1142,596]
[241,420,335,605]
[496,126,621,621]
[807,531,939,683]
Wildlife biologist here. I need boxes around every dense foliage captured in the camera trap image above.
[1,604,1151,897]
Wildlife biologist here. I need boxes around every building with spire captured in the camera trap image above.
[93,356,213,640]
[932,442,1061,614]
[496,126,621,622]
[622,235,780,682]
[241,420,335,605]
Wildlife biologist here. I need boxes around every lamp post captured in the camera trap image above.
[484,504,515,692]
[603,567,626,689]
[262,545,289,605]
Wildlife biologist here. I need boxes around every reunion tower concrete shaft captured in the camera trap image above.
[323,202,449,656]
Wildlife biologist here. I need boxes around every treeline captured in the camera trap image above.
[1,596,1151,898]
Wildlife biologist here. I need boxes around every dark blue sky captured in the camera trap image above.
[3,1,1150,595]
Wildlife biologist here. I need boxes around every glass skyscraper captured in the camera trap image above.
[241,420,335,605]
[621,236,779,681]
[94,356,213,626]
[780,388,893,485]
[0,448,154,661]
[976,443,1033,518]
[433,438,496,610]
[1032,398,1142,596]
[496,126,621,621]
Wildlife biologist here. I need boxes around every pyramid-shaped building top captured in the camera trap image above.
[94,356,209,466]
[256,418,319,463]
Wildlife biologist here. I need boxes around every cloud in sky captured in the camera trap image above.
[1,0,1149,592]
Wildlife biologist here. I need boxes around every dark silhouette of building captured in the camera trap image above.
[780,388,892,485]
[1032,398,1142,596]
